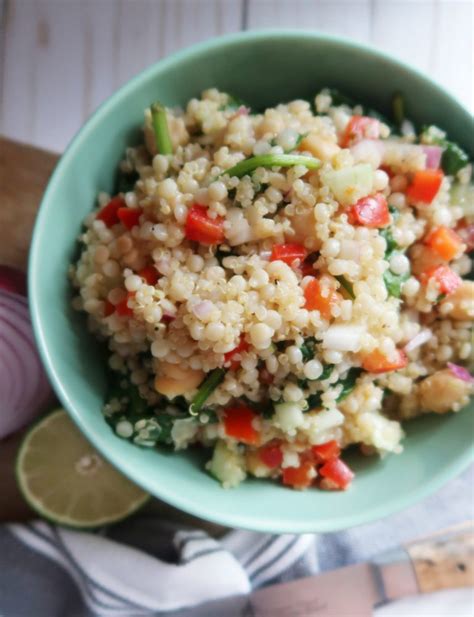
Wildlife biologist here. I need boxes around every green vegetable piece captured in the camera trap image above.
[117,170,139,194]
[149,414,174,444]
[300,337,317,362]
[336,275,355,299]
[220,94,248,112]
[320,364,335,380]
[383,264,410,298]
[392,92,405,127]
[151,102,173,155]
[441,142,470,176]
[380,227,398,258]
[190,368,226,415]
[326,89,357,108]
[336,368,364,402]
[306,392,323,410]
[129,384,149,416]
[223,154,321,179]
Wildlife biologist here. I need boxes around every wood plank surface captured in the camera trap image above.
[0,0,472,153]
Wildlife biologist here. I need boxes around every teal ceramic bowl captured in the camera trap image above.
[29,30,473,533]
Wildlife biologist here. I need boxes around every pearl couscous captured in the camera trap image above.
[71,89,473,491]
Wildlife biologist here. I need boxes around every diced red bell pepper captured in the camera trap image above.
[185,204,225,245]
[420,264,462,295]
[258,441,283,468]
[224,336,250,370]
[319,457,354,490]
[223,405,259,445]
[270,243,307,267]
[424,226,464,261]
[96,196,124,227]
[348,193,390,228]
[406,170,444,204]
[115,292,135,317]
[282,460,315,489]
[117,207,143,230]
[104,300,115,317]
[340,115,380,148]
[312,440,341,463]
[304,278,341,319]
[362,348,408,374]
[138,265,160,285]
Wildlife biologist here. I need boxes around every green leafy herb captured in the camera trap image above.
[117,170,139,194]
[335,275,355,299]
[293,132,308,150]
[388,204,400,220]
[392,92,405,128]
[148,413,174,444]
[336,368,364,402]
[189,368,226,416]
[219,95,248,112]
[441,142,470,176]
[214,246,238,266]
[223,154,321,179]
[300,337,317,362]
[383,265,410,298]
[306,392,323,410]
[151,102,173,155]
[380,227,398,258]
[320,364,335,380]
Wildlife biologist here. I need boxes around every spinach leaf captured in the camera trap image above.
[380,227,398,258]
[300,337,317,362]
[383,265,410,298]
[441,142,470,176]
[306,392,323,410]
[336,368,364,402]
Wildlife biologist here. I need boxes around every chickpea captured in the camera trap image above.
[441,281,474,321]
[418,369,472,414]
[154,363,204,398]
[299,133,340,162]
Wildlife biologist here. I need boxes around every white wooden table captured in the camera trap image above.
[0,0,472,154]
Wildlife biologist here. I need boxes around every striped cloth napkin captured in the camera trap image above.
[0,466,472,617]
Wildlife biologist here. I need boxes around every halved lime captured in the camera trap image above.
[16,409,149,528]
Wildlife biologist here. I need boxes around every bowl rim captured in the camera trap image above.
[29,28,474,533]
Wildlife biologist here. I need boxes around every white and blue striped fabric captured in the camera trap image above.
[1,466,472,617]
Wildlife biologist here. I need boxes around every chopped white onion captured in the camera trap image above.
[322,325,363,352]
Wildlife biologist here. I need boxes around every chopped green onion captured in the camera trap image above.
[151,102,173,155]
[336,368,363,402]
[223,154,321,179]
[336,275,355,299]
[189,368,225,416]
[392,92,405,128]
[320,364,335,380]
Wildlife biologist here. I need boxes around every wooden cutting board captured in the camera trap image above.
[0,137,224,533]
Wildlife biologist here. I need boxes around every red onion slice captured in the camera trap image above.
[404,329,432,353]
[422,145,443,170]
[0,265,27,296]
[0,289,53,438]
[447,363,474,383]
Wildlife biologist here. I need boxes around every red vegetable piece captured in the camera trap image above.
[319,457,354,490]
[425,226,464,261]
[406,170,444,204]
[420,264,462,295]
[0,265,27,296]
[362,348,408,374]
[117,207,143,230]
[312,440,341,463]
[223,405,259,445]
[259,441,283,468]
[185,204,225,245]
[96,196,124,227]
[138,265,160,285]
[224,336,250,370]
[104,300,115,317]
[340,115,380,148]
[270,243,307,267]
[115,292,135,316]
[161,314,175,324]
[282,460,314,489]
[304,278,341,319]
[348,193,390,228]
